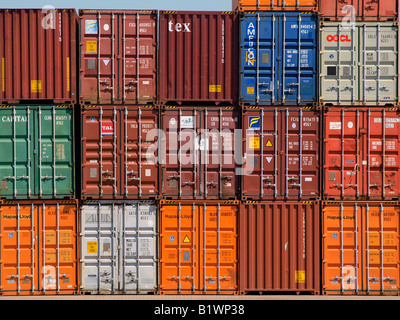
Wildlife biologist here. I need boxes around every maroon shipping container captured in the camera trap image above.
[0,9,78,104]
[239,201,320,295]
[319,0,398,21]
[79,10,157,105]
[159,11,238,105]
[242,106,321,201]
[80,105,159,199]
[324,107,400,201]
[160,106,240,199]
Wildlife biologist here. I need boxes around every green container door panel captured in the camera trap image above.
[0,106,75,199]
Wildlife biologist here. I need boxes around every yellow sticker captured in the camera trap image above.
[209,85,221,93]
[86,40,98,53]
[87,241,98,254]
[183,235,191,243]
[247,87,254,95]
[31,80,42,93]
[295,270,306,284]
[249,137,260,149]
[266,140,273,147]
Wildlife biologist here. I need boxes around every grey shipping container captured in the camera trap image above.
[79,201,158,294]
[0,105,75,199]
[320,21,399,106]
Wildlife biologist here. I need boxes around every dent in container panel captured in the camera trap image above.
[322,201,400,295]
[0,200,78,295]
[239,201,320,295]
[232,0,318,11]
[79,10,157,105]
[241,106,321,200]
[159,11,238,105]
[80,105,159,200]
[319,0,398,21]
[0,9,78,104]
[159,200,239,295]
[324,107,400,200]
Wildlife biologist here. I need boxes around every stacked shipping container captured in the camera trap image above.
[0,2,399,297]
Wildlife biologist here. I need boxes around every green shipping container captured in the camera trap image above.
[0,105,75,199]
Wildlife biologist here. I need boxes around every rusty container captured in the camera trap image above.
[160,106,241,200]
[79,10,158,105]
[159,200,239,295]
[319,0,398,21]
[0,200,78,296]
[232,0,318,11]
[241,106,321,201]
[0,9,78,104]
[239,201,321,295]
[324,107,400,201]
[80,105,159,200]
[159,11,239,105]
[322,201,400,295]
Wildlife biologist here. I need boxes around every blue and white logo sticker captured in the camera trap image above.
[85,20,98,34]
[248,116,261,130]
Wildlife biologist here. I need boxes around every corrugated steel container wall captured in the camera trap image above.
[232,0,318,11]
[160,107,240,200]
[159,11,239,105]
[0,200,78,295]
[80,201,158,294]
[0,9,78,104]
[80,105,159,200]
[79,10,158,105]
[159,200,239,295]
[319,0,398,21]
[240,201,320,295]
[320,21,399,106]
[322,202,400,295]
[239,12,318,106]
[242,107,321,200]
[0,105,75,199]
[324,107,400,201]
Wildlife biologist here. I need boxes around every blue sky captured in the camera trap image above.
[3,0,232,11]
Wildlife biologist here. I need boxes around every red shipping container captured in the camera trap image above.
[324,107,400,201]
[160,106,240,199]
[80,105,159,199]
[79,10,157,105]
[159,11,238,105]
[239,201,320,295]
[242,106,321,201]
[319,0,398,21]
[0,9,78,104]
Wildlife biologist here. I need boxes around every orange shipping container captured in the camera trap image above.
[322,202,400,296]
[0,200,78,295]
[232,0,318,11]
[159,200,238,295]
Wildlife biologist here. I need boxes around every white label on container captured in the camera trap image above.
[330,122,341,130]
[362,160,367,165]
[90,160,98,163]
[142,81,150,85]
[145,169,151,177]
[305,177,312,182]
[104,24,109,31]
[348,121,353,129]
[181,116,195,128]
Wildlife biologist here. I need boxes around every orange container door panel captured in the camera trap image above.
[233,0,318,11]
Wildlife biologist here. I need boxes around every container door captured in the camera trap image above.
[123,107,158,198]
[36,106,74,198]
[364,204,400,294]
[122,13,157,104]
[0,107,33,198]
[160,204,198,293]
[80,203,118,293]
[199,204,238,294]
[360,24,398,105]
[121,202,157,293]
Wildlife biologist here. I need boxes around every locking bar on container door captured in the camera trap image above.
[205,109,208,199]
[97,203,102,292]
[13,107,17,197]
[297,14,301,105]
[136,13,140,103]
[363,24,367,104]
[56,203,60,293]
[124,108,128,197]
[341,109,345,199]
[136,202,141,293]
[285,109,289,198]
[178,110,182,199]
[138,108,142,198]
[16,203,20,293]
[351,24,356,105]
[340,203,344,294]
[123,13,126,102]
[274,109,278,198]
[203,203,207,292]
[52,107,56,197]
[217,203,221,293]
[42,203,46,293]
[111,13,115,101]
[178,203,181,292]
[271,15,276,103]
[111,202,117,292]
[256,13,260,104]
[356,110,360,198]
[382,109,386,199]
[97,12,101,102]
[99,107,103,197]
[355,203,359,293]
[368,109,371,198]
[377,24,381,104]
[193,110,197,199]
[31,203,35,293]
[380,203,384,294]
[192,203,196,293]
[366,203,370,294]
[338,24,341,104]
[260,109,264,198]
[113,108,117,197]
[39,107,42,197]
[282,14,286,104]
[27,107,31,198]
[219,109,222,199]
[299,109,303,197]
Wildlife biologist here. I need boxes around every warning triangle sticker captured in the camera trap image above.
[266,140,273,147]
[266,156,273,164]
[103,59,110,66]
[183,235,191,243]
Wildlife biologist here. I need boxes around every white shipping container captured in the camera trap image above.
[320,21,399,106]
[79,201,158,294]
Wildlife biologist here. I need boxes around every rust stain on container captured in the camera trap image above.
[159,11,238,105]
[80,105,159,200]
[239,201,320,295]
[159,200,239,295]
[232,0,318,11]
[0,9,78,104]
[0,200,78,295]
[79,10,158,105]
[322,201,400,295]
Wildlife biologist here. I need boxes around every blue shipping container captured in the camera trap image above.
[239,12,318,106]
